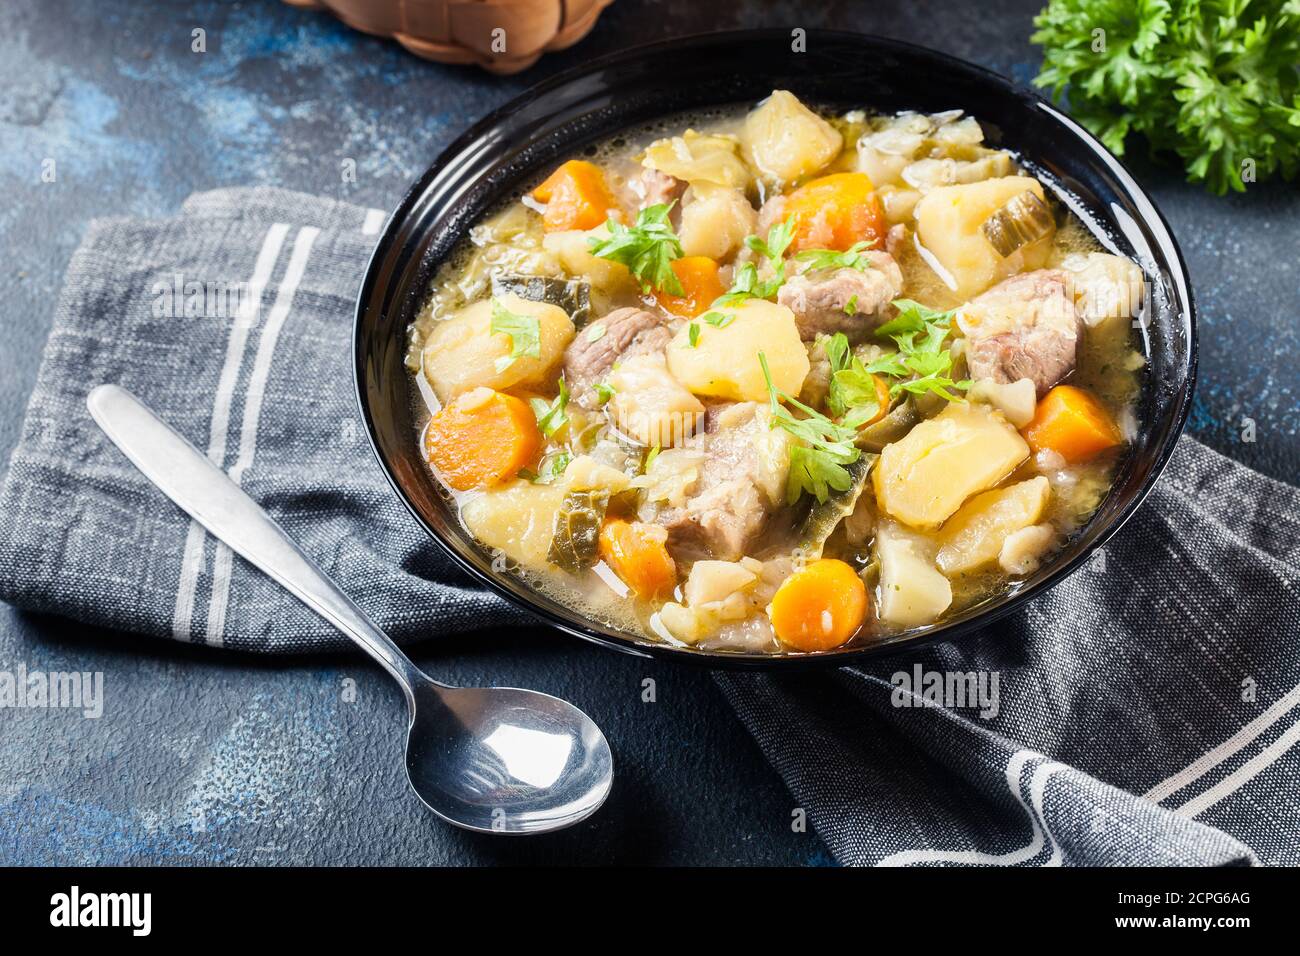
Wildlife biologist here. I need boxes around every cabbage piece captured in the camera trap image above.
[548,488,609,573]
[642,130,751,189]
[797,453,877,559]
[490,272,590,325]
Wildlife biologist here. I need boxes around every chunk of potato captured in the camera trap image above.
[999,523,1057,575]
[607,353,706,448]
[657,601,706,644]
[642,130,751,189]
[874,402,1030,530]
[660,556,766,644]
[935,476,1051,574]
[542,224,636,295]
[666,299,809,402]
[461,479,566,571]
[683,558,761,607]
[914,176,1053,298]
[875,521,953,627]
[679,184,757,260]
[743,90,843,184]
[422,295,575,403]
[968,377,1037,428]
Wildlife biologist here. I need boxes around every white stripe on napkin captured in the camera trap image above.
[205,225,320,645]
[1174,717,1300,818]
[172,222,289,641]
[1143,681,1300,802]
[877,751,1065,867]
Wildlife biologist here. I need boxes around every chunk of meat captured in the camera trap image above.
[777,252,904,340]
[798,340,831,408]
[563,307,672,408]
[885,223,906,259]
[757,194,787,234]
[634,168,685,212]
[956,269,1079,397]
[638,403,792,560]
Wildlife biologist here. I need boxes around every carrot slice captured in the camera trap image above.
[768,558,868,652]
[1022,384,1123,463]
[423,387,542,490]
[783,172,887,253]
[598,519,678,599]
[531,160,617,233]
[655,256,726,318]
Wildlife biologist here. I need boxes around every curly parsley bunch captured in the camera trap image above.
[1032,0,1300,193]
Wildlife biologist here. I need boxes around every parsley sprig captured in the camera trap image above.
[530,376,569,438]
[588,203,684,294]
[1032,0,1300,194]
[699,216,796,326]
[490,299,542,373]
[795,240,877,275]
[866,299,971,402]
[823,333,883,425]
[520,451,571,484]
[759,352,863,505]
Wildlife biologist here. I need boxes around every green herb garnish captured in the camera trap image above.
[795,240,877,274]
[530,376,569,438]
[759,352,862,504]
[698,216,798,322]
[823,333,882,422]
[867,299,971,402]
[643,445,661,473]
[490,299,541,373]
[687,322,701,347]
[746,216,797,268]
[593,382,615,405]
[588,203,684,294]
[528,452,570,484]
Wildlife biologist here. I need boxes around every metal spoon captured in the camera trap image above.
[87,384,613,834]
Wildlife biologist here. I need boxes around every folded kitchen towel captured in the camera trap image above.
[2,188,1297,866]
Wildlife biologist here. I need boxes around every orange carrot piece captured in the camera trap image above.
[423,387,542,490]
[768,559,868,652]
[655,256,726,318]
[531,160,617,233]
[1022,384,1123,464]
[598,519,678,599]
[783,172,887,253]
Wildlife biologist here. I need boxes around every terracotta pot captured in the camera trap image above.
[283,0,614,74]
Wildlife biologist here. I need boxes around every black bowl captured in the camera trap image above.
[354,29,1196,668]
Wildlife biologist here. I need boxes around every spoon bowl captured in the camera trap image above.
[87,384,614,835]
[406,681,613,833]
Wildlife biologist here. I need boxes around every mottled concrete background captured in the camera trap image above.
[0,0,1295,865]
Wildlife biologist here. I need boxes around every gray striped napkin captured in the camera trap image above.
[2,187,1296,866]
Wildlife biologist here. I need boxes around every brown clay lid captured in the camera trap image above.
[283,0,615,74]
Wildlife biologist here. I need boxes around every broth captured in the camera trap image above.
[408,95,1144,655]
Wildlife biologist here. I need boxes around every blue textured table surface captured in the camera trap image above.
[1,0,1295,865]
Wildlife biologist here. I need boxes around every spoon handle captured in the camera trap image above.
[87,384,425,708]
